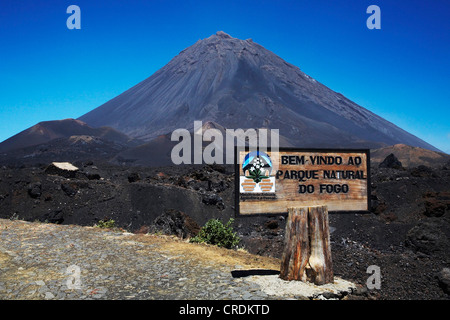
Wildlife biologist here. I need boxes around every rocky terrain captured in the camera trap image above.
[371,144,450,168]
[237,155,450,300]
[0,152,449,300]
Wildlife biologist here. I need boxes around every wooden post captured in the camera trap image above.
[306,205,334,285]
[279,207,310,282]
[280,205,333,285]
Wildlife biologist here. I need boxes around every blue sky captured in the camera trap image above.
[0,0,449,152]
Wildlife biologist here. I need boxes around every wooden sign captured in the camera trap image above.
[235,148,370,215]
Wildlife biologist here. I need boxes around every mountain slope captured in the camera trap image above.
[79,31,438,151]
[371,144,450,168]
[0,119,136,153]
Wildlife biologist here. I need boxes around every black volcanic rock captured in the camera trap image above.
[84,172,101,180]
[41,209,65,224]
[79,31,438,151]
[45,162,79,178]
[149,208,200,239]
[27,182,42,199]
[405,218,450,257]
[379,153,403,169]
[423,192,450,217]
[437,268,450,295]
[127,172,141,183]
[61,182,78,197]
[201,193,225,210]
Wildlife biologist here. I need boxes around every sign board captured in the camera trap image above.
[235,148,370,215]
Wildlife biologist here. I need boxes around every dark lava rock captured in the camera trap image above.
[61,183,78,197]
[443,160,450,170]
[410,165,437,178]
[208,164,227,174]
[149,209,200,239]
[127,172,141,183]
[423,192,450,217]
[202,193,225,210]
[379,153,403,170]
[264,219,279,230]
[44,162,79,178]
[41,209,64,224]
[437,268,450,295]
[83,160,94,167]
[27,182,42,199]
[405,219,450,257]
[84,172,101,180]
[370,194,387,216]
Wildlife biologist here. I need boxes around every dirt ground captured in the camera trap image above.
[132,232,281,271]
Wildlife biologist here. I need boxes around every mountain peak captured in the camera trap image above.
[78,33,439,152]
[214,31,232,39]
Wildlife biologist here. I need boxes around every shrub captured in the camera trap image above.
[190,218,240,249]
[95,219,116,229]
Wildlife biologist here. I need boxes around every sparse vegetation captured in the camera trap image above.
[9,212,19,221]
[190,218,240,249]
[95,219,116,229]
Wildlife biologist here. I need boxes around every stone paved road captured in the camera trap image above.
[0,218,286,300]
[0,219,356,300]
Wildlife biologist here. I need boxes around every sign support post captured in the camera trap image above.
[279,205,333,285]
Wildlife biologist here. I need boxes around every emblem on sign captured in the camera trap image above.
[240,151,275,193]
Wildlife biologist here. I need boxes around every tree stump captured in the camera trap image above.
[280,205,333,285]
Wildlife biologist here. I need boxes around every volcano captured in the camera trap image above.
[79,31,438,152]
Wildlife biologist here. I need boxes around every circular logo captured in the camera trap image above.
[242,151,272,183]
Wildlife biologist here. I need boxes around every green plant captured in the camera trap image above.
[245,157,269,183]
[190,218,240,249]
[95,219,116,229]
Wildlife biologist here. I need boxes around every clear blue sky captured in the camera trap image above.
[0,0,449,152]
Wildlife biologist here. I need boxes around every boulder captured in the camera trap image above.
[379,153,403,170]
[149,209,200,239]
[264,219,279,230]
[41,209,64,224]
[437,268,450,295]
[27,182,42,199]
[84,172,101,180]
[405,219,450,257]
[423,192,450,217]
[45,162,79,178]
[127,172,141,183]
[61,183,78,197]
[202,193,225,210]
